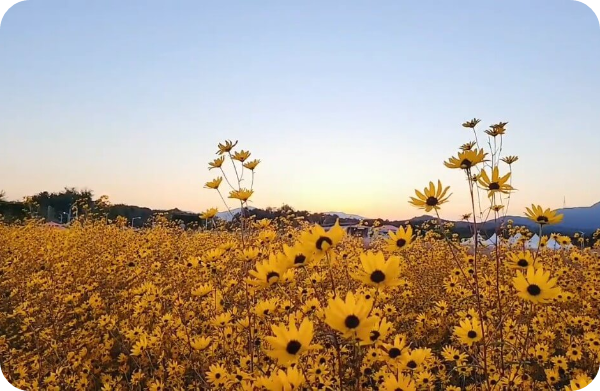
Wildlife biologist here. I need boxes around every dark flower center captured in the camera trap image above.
[345,315,360,329]
[388,348,401,358]
[286,340,302,355]
[489,182,500,190]
[425,197,438,206]
[370,270,386,283]
[517,259,529,267]
[316,236,333,250]
[294,254,306,265]
[537,216,549,224]
[527,284,541,296]
[370,330,380,341]
[396,238,407,248]
[467,330,478,339]
[266,271,280,283]
[460,159,472,169]
[407,360,417,369]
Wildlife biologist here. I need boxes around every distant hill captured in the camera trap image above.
[216,207,257,222]
[464,202,600,235]
[323,212,367,220]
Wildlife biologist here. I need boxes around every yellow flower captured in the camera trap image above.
[454,318,484,346]
[524,204,564,226]
[208,156,225,170]
[216,139,238,155]
[238,247,260,262]
[248,254,289,288]
[282,242,313,268]
[229,188,254,202]
[200,208,218,219]
[232,150,251,162]
[361,317,394,346]
[462,118,481,129]
[409,180,451,212]
[513,267,560,304]
[264,367,306,391]
[477,167,514,197]
[352,251,402,290]
[204,177,223,190]
[399,348,432,372]
[380,334,408,363]
[506,251,539,270]
[501,155,519,165]
[460,141,477,151]
[190,336,211,351]
[385,225,413,251]
[299,220,345,256]
[264,317,321,365]
[206,363,229,387]
[381,373,416,391]
[444,149,487,170]
[243,159,261,170]
[131,335,149,356]
[324,291,378,342]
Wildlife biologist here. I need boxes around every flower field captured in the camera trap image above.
[1,121,599,390]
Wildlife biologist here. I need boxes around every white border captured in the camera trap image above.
[0,0,598,390]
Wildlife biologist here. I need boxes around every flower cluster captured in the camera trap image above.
[0,131,598,391]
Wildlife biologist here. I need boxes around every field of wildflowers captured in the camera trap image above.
[1,120,599,390]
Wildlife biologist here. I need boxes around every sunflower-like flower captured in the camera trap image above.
[200,208,218,219]
[352,251,402,290]
[409,181,451,212]
[248,254,289,288]
[380,334,408,364]
[399,348,432,372]
[229,188,254,202]
[506,251,539,270]
[524,204,564,226]
[513,266,560,304]
[204,177,223,190]
[232,150,251,163]
[300,220,345,256]
[238,247,260,262]
[385,225,413,252]
[216,140,238,155]
[206,363,229,387]
[282,242,313,268]
[264,367,306,391]
[243,159,261,171]
[381,373,416,391]
[208,156,225,170]
[477,167,514,197]
[324,291,378,342]
[501,155,519,165]
[444,149,487,170]
[361,317,394,346]
[485,122,508,137]
[264,317,321,365]
[565,374,593,391]
[453,318,484,346]
[462,118,481,129]
[190,336,212,351]
[459,141,477,151]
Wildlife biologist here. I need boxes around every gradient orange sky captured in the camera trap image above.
[1,1,599,220]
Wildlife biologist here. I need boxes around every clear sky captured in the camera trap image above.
[1,0,599,220]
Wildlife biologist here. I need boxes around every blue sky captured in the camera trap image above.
[1,0,599,220]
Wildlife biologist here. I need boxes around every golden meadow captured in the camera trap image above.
[1,121,600,391]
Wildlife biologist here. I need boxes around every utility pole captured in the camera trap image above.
[131,217,141,228]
